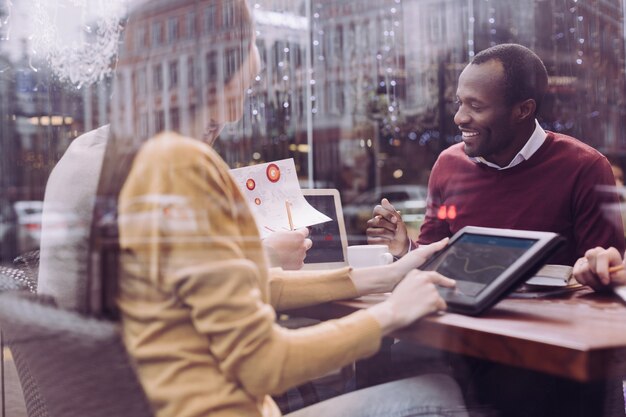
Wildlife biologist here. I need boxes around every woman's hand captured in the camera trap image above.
[350,237,449,295]
[573,246,626,290]
[263,228,313,270]
[368,270,455,336]
[392,237,449,277]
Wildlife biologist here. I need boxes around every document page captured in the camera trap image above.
[229,159,331,238]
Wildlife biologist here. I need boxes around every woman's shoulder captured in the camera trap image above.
[129,132,238,199]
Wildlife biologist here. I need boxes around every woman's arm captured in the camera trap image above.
[269,239,449,311]
[123,137,453,397]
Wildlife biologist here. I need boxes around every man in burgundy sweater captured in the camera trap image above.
[365,43,625,417]
[366,43,624,266]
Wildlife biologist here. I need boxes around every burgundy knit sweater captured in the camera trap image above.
[417,131,625,265]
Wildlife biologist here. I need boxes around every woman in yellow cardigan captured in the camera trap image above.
[91,1,468,416]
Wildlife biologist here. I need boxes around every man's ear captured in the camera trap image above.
[514,99,536,122]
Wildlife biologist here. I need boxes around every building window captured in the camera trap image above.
[186,12,196,38]
[204,4,216,34]
[333,25,343,61]
[170,107,180,131]
[336,83,345,113]
[136,26,147,50]
[292,43,302,68]
[169,60,179,89]
[136,67,147,95]
[428,15,443,43]
[273,41,283,72]
[224,48,240,81]
[155,110,165,132]
[206,51,218,83]
[188,57,195,87]
[167,17,179,44]
[153,64,163,91]
[152,21,163,46]
[223,1,235,29]
[258,42,267,67]
[189,104,196,117]
[139,113,149,138]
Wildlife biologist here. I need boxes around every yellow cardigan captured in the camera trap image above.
[117,133,382,417]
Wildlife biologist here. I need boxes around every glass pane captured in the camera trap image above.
[0,1,624,252]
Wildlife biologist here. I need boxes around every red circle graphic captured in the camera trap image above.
[254,198,262,205]
[246,178,256,190]
[266,163,281,183]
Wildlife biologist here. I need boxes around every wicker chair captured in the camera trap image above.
[0,265,36,293]
[0,292,154,417]
[12,249,40,288]
[0,271,39,416]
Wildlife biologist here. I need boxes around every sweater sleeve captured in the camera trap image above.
[417,157,452,246]
[175,261,381,396]
[572,156,625,257]
[121,136,382,397]
[268,267,359,311]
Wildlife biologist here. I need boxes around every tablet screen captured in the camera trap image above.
[425,233,537,297]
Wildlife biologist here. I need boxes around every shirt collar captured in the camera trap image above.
[471,119,547,170]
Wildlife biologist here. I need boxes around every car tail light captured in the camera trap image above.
[436,205,457,220]
[25,223,41,231]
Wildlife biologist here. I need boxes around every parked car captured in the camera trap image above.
[0,202,18,262]
[0,200,90,263]
[342,185,428,244]
[0,201,44,262]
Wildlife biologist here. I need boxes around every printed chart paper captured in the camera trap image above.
[230,159,331,238]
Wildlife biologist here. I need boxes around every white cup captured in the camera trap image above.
[347,245,394,268]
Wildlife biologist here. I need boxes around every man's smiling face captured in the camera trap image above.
[453,59,518,166]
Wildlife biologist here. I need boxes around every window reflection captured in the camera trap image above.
[0,0,625,260]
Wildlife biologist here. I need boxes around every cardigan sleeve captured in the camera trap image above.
[175,260,381,396]
[120,135,381,396]
[268,267,359,311]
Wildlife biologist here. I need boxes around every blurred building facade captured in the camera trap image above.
[0,0,624,219]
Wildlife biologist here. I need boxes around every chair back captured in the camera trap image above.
[0,292,154,417]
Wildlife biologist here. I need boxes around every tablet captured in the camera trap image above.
[420,226,564,315]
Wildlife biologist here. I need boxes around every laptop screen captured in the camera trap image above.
[302,189,348,268]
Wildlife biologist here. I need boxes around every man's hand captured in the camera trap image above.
[366,198,409,257]
[263,228,313,270]
[573,246,626,290]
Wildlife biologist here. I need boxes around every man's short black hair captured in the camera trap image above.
[472,43,548,114]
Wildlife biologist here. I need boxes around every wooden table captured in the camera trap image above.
[291,288,626,382]
[288,288,626,416]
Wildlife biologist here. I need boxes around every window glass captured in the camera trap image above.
[0,0,624,254]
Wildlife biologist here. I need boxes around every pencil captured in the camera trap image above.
[609,264,625,274]
[285,200,294,231]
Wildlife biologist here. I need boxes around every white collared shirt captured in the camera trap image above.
[470,119,547,170]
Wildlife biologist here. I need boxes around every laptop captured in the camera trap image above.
[301,189,349,270]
